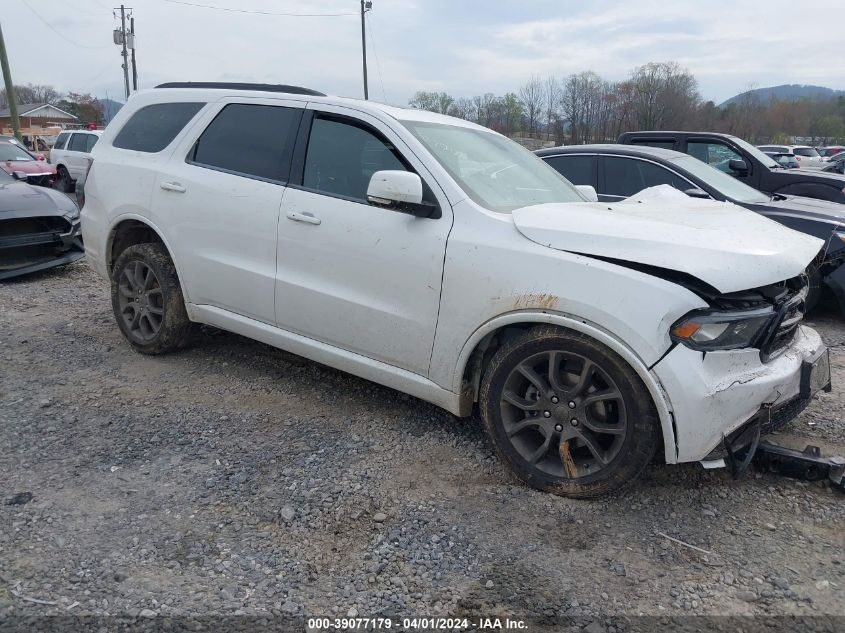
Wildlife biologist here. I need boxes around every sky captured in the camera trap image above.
[4,0,844,106]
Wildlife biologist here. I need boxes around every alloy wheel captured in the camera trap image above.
[499,350,628,478]
[116,260,164,342]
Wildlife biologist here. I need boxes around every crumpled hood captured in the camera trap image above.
[512,185,824,293]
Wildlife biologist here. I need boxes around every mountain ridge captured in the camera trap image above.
[720,84,845,107]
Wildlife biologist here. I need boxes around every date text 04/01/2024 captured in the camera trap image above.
[307,617,528,630]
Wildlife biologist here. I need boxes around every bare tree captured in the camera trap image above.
[408,91,454,114]
[544,76,560,138]
[518,75,544,137]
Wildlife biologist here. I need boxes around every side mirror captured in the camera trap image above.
[728,158,748,173]
[367,170,439,218]
[575,184,598,202]
[36,154,46,161]
[683,187,710,199]
[11,171,27,181]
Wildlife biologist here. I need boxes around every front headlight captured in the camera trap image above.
[670,307,775,351]
[64,204,80,221]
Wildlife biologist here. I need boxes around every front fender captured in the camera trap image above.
[453,310,679,464]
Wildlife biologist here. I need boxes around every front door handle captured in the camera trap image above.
[160,181,186,193]
[286,210,321,225]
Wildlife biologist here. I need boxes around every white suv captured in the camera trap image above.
[50,129,102,192]
[757,144,825,170]
[82,82,831,498]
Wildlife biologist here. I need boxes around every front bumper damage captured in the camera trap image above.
[651,325,827,463]
[0,217,84,280]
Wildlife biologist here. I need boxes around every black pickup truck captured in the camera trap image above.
[618,131,845,204]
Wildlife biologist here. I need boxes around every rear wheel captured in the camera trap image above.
[111,243,191,355]
[56,165,74,193]
[479,326,660,498]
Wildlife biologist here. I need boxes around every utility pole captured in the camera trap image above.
[0,22,21,141]
[130,16,138,91]
[360,1,371,100]
[114,5,130,100]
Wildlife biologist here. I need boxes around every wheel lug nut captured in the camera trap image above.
[568,401,576,409]
[570,418,579,426]
[543,411,551,418]
[554,424,563,432]
[550,396,559,404]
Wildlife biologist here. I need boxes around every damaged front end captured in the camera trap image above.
[651,273,831,465]
[0,215,84,280]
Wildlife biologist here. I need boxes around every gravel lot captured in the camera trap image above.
[1,261,843,628]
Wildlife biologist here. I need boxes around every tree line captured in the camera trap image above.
[0,83,105,126]
[409,62,845,146]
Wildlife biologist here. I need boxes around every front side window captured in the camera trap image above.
[669,156,769,203]
[113,102,204,153]
[543,155,595,186]
[53,132,69,150]
[603,156,689,197]
[687,140,744,173]
[190,103,301,182]
[303,115,407,202]
[402,120,582,212]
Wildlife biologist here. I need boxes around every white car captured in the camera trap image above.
[757,144,825,170]
[50,129,102,192]
[81,83,830,498]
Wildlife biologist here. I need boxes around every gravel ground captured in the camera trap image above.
[1,261,843,628]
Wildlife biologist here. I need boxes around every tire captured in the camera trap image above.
[479,326,660,499]
[56,165,75,194]
[110,243,192,355]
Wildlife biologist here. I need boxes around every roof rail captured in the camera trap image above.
[155,82,326,97]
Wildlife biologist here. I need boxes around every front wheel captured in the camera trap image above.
[111,243,192,355]
[56,166,74,193]
[479,326,661,498]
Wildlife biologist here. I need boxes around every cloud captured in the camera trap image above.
[4,0,844,106]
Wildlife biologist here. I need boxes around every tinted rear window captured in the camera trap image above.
[68,133,93,152]
[190,103,302,182]
[113,102,204,153]
[794,147,820,158]
[543,155,595,186]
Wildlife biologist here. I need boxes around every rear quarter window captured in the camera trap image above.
[113,102,205,153]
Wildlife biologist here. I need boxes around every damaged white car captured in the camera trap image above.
[82,83,831,498]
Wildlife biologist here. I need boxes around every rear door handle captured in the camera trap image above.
[160,181,186,193]
[286,210,321,225]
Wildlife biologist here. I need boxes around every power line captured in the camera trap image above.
[161,0,356,17]
[366,12,386,103]
[20,0,111,49]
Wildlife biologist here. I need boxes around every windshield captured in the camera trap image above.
[400,120,584,212]
[0,142,34,162]
[670,155,770,203]
[730,136,778,169]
